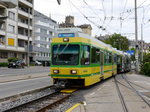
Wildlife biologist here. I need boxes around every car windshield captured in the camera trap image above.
[52,44,79,65]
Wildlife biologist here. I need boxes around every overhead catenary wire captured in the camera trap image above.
[123,0,149,20]
[120,0,128,33]
[69,0,111,34]
[82,0,102,22]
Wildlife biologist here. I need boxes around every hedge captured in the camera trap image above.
[141,62,150,76]
[0,63,8,67]
[8,57,20,62]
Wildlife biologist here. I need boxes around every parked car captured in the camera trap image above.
[8,60,25,68]
[30,60,42,66]
[35,61,42,66]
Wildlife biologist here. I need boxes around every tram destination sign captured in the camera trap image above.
[58,33,75,37]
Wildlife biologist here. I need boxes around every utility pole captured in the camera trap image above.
[57,0,61,5]
[27,8,30,68]
[134,0,139,73]
[141,24,143,62]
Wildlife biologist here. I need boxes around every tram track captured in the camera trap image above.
[114,74,150,112]
[121,74,150,107]
[114,75,128,112]
[4,91,71,112]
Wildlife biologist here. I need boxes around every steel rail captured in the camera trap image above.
[121,74,150,107]
[123,74,150,91]
[114,76,129,112]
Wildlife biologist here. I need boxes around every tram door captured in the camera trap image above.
[100,52,104,75]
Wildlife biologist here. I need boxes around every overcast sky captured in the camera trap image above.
[34,0,150,43]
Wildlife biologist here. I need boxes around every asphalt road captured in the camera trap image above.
[0,77,52,99]
[0,66,50,76]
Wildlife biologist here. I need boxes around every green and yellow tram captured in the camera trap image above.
[50,28,130,87]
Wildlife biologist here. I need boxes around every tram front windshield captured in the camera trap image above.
[52,45,79,65]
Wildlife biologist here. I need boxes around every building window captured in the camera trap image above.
[49,31,53,35]
[8,11,15,20]
[40,28,47,34]
[40,37,47,41]
[0,52,8,58]
[0,36,5,45]
[8,25,15,33]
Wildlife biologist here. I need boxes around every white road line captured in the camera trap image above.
[89,92,95,96]
[133,81,150,86]
[97,88,102,91]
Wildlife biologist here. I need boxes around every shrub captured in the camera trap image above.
[0,63,8,67]
[8,57,20,62]
[141,62,150,76]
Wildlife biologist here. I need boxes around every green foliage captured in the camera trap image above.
[8,57,20,62]
[140,53,150,76]
[143,53,150,64]
[140,62,150,76]
[103,33,129,51]
[0,63,8,67]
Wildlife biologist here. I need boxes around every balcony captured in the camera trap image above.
[18,9,33,19]
[31,46,50,53]
[0,0,17,8]
[19,0,33,7]
[17,47,26,52]
[18,34,28,40]
[18,22,28,29]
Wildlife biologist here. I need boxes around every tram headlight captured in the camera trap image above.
[53,70,59,74]
[63,38,69,42]
[71,70,77,74]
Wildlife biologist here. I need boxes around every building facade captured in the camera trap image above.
[59,16,75,28]
[59,16,92,36]
[0,0,34,63]
[77,24,92,36]
[33,10,58,65]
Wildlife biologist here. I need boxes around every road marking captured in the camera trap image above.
[133,81,150,86]
[89,92,95,96]
[97,88,102,91]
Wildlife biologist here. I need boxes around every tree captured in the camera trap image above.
[103,33,129,51]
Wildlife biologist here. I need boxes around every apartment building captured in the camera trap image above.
[0,0,34,63]
[33,10,58,65]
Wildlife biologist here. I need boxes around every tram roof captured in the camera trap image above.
[54,28,127,55]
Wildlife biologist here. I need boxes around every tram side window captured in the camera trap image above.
[114,54,117,64]
[109,53,112,63]
[105,52,109,64]
[81,45,90,65]
[91,47,99,64]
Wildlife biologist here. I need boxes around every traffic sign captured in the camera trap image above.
[126,50,134,55]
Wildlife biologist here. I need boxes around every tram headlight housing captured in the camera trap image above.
[63,38,69,42]
[71,70,77,74]
[53,70,59,74]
